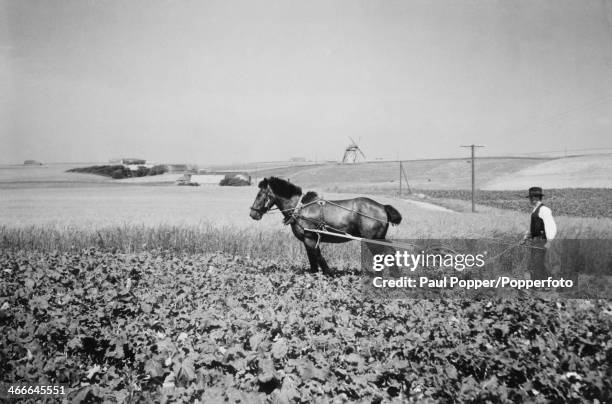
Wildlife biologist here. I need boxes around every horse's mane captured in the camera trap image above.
[301,191,319,204]
[259,177,302,199]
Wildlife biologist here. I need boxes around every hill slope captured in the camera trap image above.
[483,154,612,190]
[254,158,552,191]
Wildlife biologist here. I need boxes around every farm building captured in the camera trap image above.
[166,164,198,173]
[176,173,200,186]
[109,158,147,165]
[219,173,251,186]
[23,160,43,165]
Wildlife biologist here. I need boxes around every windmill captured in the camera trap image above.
[342,137,366,163]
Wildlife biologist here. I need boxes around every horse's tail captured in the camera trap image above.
[384,205,402,226]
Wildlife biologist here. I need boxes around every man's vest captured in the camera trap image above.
[530,204,546,239]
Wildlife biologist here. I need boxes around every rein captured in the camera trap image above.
[257,190,545,260]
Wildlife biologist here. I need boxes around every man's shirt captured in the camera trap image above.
[531,201,557,240]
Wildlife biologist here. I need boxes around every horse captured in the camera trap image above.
[249,177,402,274]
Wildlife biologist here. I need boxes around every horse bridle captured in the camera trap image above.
[250,187,276,215]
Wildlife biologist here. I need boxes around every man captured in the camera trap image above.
[521,187,557,279]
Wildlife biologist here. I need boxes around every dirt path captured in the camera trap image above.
[400,198,455,212]
[321,191,455,213]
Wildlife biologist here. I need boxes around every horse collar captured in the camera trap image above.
[283,195,304,225]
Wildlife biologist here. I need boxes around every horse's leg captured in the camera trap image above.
[315,247,332,275]
[304,239,319,273]
[304,237,332,274]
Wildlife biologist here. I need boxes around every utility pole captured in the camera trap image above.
[399,161,402,197]
[398,161,412,197]
[460,144,484,212]
[402,164,411,194]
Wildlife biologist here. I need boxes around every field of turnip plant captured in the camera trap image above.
[415,189,612,219]
[1,171,612,403]
[2,247,611,403]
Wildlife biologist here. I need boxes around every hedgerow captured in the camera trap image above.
[67,165,168,179]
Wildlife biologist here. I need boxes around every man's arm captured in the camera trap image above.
[538,206,557,241]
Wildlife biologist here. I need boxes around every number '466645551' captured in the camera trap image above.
[7,385,66,395]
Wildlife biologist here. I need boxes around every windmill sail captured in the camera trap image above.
[342,137,366,163]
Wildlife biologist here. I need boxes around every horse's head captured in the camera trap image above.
[250,178,276,220]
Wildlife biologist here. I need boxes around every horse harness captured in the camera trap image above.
[264,191,545,259]
[271,195,392,248]
[281,196,327,229]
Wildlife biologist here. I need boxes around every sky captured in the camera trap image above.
[2,0,612,165]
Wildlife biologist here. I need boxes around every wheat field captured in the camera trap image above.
[2,178,611,271]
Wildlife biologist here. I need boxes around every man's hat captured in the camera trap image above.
[527,187,544,198]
